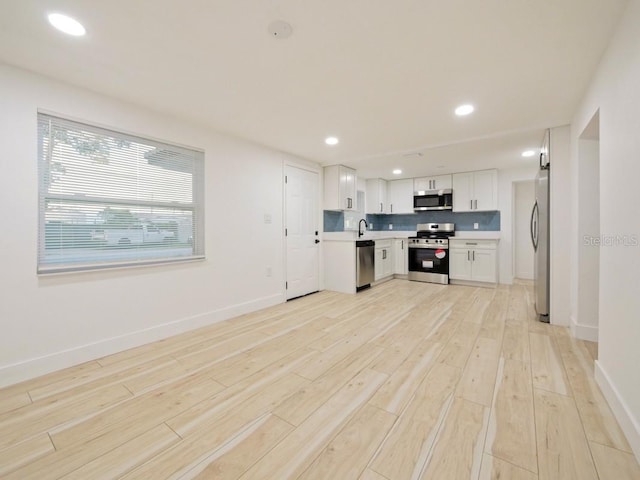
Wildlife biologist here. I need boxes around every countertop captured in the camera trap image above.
[323,230,501,242]
[451,231,501,240]
[323,231,415,242]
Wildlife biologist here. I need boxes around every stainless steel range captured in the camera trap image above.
[408,223,455,284]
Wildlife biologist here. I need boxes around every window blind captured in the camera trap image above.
[37,113,204,273]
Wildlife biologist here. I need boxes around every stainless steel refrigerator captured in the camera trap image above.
[531,129,550,322]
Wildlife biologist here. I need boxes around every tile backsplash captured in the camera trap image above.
[324,210,500,232]
[323,210,345,232]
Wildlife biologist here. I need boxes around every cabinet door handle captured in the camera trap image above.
[468,251,470,261]
[466,242,478,245]
[474,199,478,210]
[402,240,404,250]
[390,204,393,213]
[380,202,383,213]
[470,200,473,210]
[473,250,475,261]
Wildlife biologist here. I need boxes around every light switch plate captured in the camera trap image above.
[474,223,479,230]
[389,224,393,230]
[264,214,272,224]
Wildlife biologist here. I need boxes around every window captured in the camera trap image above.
[37,113,204,273]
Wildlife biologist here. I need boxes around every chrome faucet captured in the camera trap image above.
[358,218,368,238]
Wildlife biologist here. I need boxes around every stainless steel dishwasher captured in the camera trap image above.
[356,240,375,291]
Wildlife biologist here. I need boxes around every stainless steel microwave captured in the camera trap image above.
[413,189,453,211]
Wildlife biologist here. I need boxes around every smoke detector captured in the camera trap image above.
[268,20,293,39]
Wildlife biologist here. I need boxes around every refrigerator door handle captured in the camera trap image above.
[530,201,539,251]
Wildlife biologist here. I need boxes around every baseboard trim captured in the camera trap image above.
[450,279,497,289]
[594,360,640,463]
[0,293,285,388]
[569,314,599,342]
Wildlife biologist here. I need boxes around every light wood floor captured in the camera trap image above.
[1,280,638,479]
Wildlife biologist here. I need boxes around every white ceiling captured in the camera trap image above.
[0,0,628,179]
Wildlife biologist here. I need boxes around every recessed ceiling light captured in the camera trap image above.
[392,169,402,175]
[522,150,536,157]
[455,104,474,116]
[325,136,339,146]
[267,20,293,39]
[48,13,86,36]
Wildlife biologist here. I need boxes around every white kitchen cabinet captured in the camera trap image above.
[366,178,388,214]
[471,248,498,283]
[452,169,498,212]
[449,239,498,284]
[387,179,414,214]
[450,248,473,280]
[375,239,393,281]
[324,165,357,211]
[393,238,408,275]
[414,174,452,192]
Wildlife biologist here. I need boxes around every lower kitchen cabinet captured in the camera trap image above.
[375,239,393,281]
[393,238,408,275]
[449,239,498,284]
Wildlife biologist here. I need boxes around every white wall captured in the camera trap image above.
[571,0,640,461]
[549,125,571,326]
[514,180,535,280]
[498,165,538,284]
[0,64,314,387]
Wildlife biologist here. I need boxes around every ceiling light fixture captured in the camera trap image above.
[521,150,536,157]
[48,13,86,36]
[267,20,293,39]
[455,104,474,116]
[393,169,402,175]
[325,136,339,146]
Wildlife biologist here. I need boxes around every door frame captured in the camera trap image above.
[283,159,323,299]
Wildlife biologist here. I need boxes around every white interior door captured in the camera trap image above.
[285,165,319,300]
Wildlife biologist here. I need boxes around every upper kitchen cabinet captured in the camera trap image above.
[452,169,498,212]
[414,174,452,192]
[365,178,388,214]
[324,165,357,211]
[387,179,414,214]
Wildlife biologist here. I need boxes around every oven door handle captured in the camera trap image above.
[408,245,449,250]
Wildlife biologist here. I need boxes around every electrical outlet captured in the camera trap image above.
[264,214,272,224]
[370,223,374,230]
[474,223,479,230]
[266,267,272,277]
[389,224,393,230]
